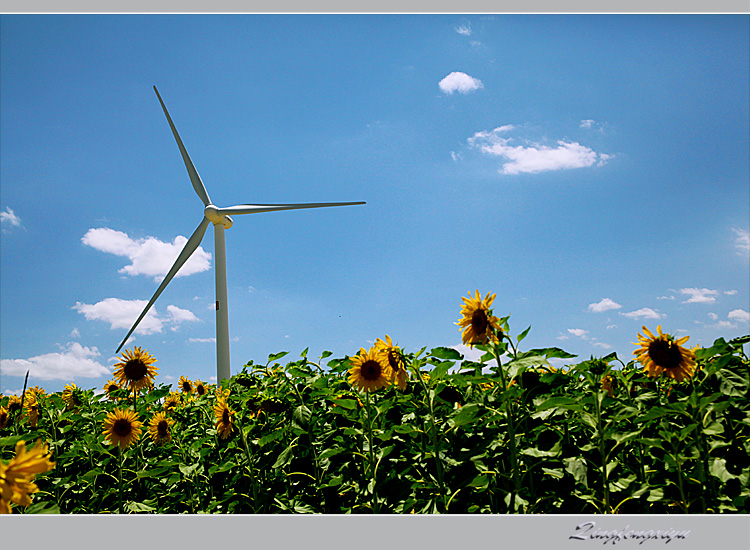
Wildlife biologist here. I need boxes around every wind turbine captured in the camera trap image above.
[116,86,365,382]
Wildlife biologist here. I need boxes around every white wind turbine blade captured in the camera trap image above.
[216,201,366,216]
[116,216,211,354]
[153,86,212,207]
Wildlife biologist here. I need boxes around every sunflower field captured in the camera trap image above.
[1,291,749,514]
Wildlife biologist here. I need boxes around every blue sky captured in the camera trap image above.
[1,14,748,395]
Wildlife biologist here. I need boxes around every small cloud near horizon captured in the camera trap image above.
[439,72,483,95]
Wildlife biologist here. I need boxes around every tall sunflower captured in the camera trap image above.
[633,325,696,383]
[456,290,502,347]
[23,395,39,428]
[148,412,175,445]
[194,380,207,397]
[0,439,56,514]
[178,376,195,395]
[348,346,393,392]
[213,397,235,439]
[374,335,408,391]
[113,347,158,393]
[102,408,143,450]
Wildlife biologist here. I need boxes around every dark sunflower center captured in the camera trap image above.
[108,385,118,393]
[471,308,489,334]
[182,383,192,392]
[124,359,148,381]
[113,418,132,437]
[361,360,383,381]
[648,339,683,370]
[197,385,206,396]
[222,409,230,424]
[157,420,169,437]
[387,350,400,370]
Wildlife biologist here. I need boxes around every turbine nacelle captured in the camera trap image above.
[204,204,233,228]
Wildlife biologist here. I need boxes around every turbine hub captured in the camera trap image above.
[204,205,233,229]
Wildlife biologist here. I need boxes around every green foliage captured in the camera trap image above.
[2,328,748,514]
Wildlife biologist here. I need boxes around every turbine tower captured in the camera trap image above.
[116,86,365,382]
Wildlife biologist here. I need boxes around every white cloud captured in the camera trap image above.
[728,309,750,325]
[708,312,719,320]
[593,342,612,349]
[450,151,462,162]
[657,295,675,300]
[567,328,589,338]
[1,207,21,227]
[455,23,472,36]
[467,126,610,175]
[580,119,595,129]
[70,328,81,339]
[188,337,216,343]
[73,298,199,335]
[606,325,617,330]
[588,298,622,313]
[82,228,211,281]
[439,72,483,95]
[724,290,738,295]
[621,308,663,320]
[680,288,719,304]
[733,228,749,255]
[1,342,111,380]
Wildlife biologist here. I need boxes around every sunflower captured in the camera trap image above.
[213,397,235,439]
[163,391,182,412]
[0,407,10,430]
[102,408,143,450]
[0,439,56,514]
[633,325,697,383]
[347,346,393,392]
[601,375,615,398]
[61,383,83,409]
[148,412,175,445]
[374,335,408,391]
[25,386,45,400]
[23,395,39,428]
[194,380,207,397]
[178,376,195,395]
[113,347,158,393]
[456,290,502,347]
[103,379,122,401]
[6,395,22,414]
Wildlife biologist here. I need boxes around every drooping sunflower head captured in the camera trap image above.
[374,335,408,390]
[148,412,174,445]
[0,407,11,430]
[6,395,22,414]
[102,408,143,450]
[25,386,45,401]
[347,346,393,393]
[178,376,195,395]
[103,379,122,401]
[601,375,616,398]
[22,394,39,428]
[194,380,207,397]
[113,347,158,393]
[213,397,235,439]
[633,325,696,383]
[61,383,83,410]
[456,290,502,347]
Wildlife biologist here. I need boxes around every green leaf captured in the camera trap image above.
[527,347,577,359]
[125,501,156,513]
[517,326,531,343]
[428,360,455,381]
[268,351,289,363]
[0,435,26,448]
[273,444,295,469]
[430,347,463,360]
[716,368,749,398]
[450,403,482,428]
[709,458,734,482]
[178,463,201,477]
[258,428,286,447]
[300,347,309,358]
[24,500,60,514]
[564,457,588,488]
[320,350,333,359]
[331,398,358,410]
[702,420,725,436]
[292,405,312,430]
[535,396,581,412]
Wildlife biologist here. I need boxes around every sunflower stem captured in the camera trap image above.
[594,387,611,513]
[363,390,380,513]
[117,446,124,514]
[490,344,521,513]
